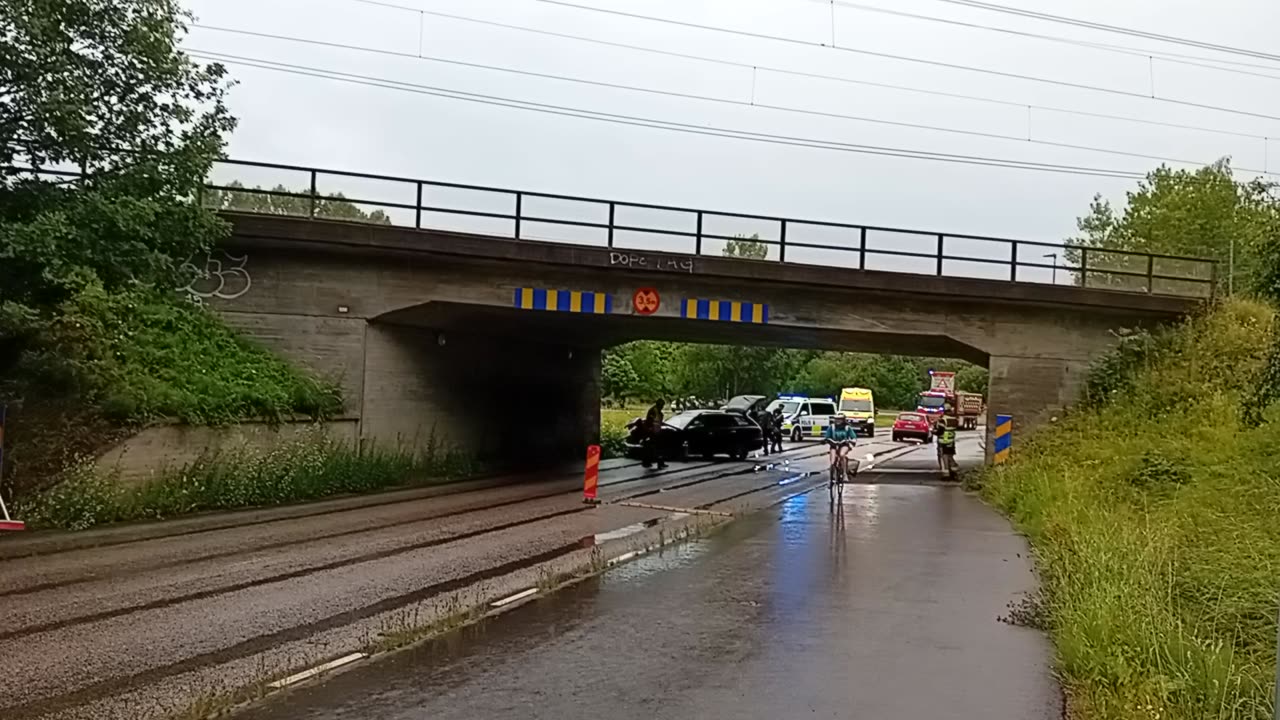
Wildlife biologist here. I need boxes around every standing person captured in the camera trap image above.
[642,398,668,470]
[935,399,959,478]
[754,408,773,456]
[770,407,785,454]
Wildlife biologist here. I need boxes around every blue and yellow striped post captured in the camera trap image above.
[993,414,1013,464]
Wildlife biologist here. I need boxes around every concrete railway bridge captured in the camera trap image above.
[196,160,1213,466]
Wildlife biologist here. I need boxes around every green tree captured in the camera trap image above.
[1069,159,1280,294]
[669,344,807,400]
[790,353,923,409]
[785,353,988,409]
[1,0,235,332]
[606,341,678,401]
[723,233,769,260]
[205,181,392,225]
[601,351,640,404]
[953,363,989,396]
[0,1,345,498]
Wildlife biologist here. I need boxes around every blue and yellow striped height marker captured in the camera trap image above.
[680,298,769,324]
[993,414,1013,464]
[513,288,613,314]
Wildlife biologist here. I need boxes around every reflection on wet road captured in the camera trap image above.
[239,446,1059,720]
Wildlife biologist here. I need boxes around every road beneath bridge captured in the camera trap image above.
[0,432,1056,719]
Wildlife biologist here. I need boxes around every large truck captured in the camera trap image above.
[956,391,984,430]
[916,371,984,431]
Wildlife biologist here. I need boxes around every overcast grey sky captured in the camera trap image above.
[182,0,1280,276]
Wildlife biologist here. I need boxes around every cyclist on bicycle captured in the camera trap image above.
[823,415,858,481]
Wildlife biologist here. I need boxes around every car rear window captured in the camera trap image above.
[898,413,925,422]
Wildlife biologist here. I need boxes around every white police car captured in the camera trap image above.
[766,396,840,442]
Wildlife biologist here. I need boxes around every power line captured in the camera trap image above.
[819,0,1280,81]
[922,0,1280,65]
[189,50,1148,179]
[189,24,1276,176]
[318,2,1270,143]
[535,0,1280,124]
[349,0,1280,76]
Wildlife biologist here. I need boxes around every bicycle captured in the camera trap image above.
[826,441,851,502]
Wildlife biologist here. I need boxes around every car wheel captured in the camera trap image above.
[892,433,901,443]
[731,444,748,461]
[791,427,802,443]
[867,427,875,438]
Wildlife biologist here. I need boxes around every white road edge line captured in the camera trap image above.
[607,550,640,566]
[490,587,538,608]
[268,652,367,689]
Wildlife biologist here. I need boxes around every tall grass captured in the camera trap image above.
[980,299,1280,720]
[18,427,480,531]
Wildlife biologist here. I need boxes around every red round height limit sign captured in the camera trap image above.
[632,288,660,315]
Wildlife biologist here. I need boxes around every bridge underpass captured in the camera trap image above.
[203,206,1206,469]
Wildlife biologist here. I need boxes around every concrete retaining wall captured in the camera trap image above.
[95,419,359,485]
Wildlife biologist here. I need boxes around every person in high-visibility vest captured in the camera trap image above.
[935,399,959,478]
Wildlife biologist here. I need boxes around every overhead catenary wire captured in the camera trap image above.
[533,0,1280,125]
[922,0,1280,66]
[350,0,1280,78]
[189,24,1277,177]
[188,50,1150,180]
[818,0,1280,82]
[332,0,1272,143]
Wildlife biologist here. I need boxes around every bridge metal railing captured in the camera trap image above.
[32,158,1221,298]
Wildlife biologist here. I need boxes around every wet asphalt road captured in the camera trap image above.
[237,437,1059,720]
[2,441,896,720]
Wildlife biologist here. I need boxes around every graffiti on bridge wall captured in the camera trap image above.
[180,251,252,305]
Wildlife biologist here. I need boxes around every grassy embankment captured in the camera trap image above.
[978,298,1279,720]
[10,288,475,530]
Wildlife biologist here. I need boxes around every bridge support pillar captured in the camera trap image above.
[984,355,1088,464]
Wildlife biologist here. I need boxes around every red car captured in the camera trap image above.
[891,412,932,443]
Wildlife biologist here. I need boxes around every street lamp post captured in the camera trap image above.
[1043,252,1059,284]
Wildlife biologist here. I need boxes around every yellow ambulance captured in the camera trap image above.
[839,387,876,437]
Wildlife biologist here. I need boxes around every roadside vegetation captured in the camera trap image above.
[980,299,1280,719]
[0,0,351,500]
[17,428,479,531]
[978,159,1280,720]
